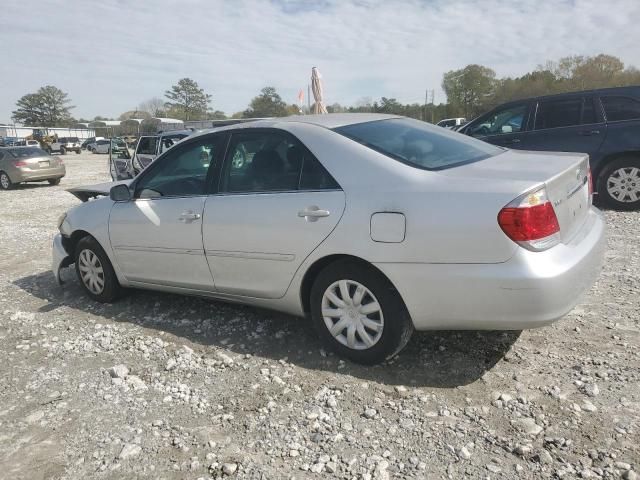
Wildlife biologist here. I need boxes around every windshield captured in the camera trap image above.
[8,147,49,158]
[334,118,502,170]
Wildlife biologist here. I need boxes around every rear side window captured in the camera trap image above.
[601,96,640,122]
[335,118,502,170]
[535,98,582,130]
[221,131,339,193]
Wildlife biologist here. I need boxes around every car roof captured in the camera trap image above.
[189,113,402,140]
[495,85,640,108]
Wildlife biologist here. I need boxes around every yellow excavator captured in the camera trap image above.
[26,128,57,151]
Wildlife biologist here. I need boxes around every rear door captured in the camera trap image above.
[522,95,606,156]
[202,129,345,299]
[463,101,531,148]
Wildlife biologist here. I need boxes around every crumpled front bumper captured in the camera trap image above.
[52,233,72,284]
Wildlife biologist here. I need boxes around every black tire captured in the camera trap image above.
[48,178,61,186]
[0,171,13,190]
[60,146,66,155]
[310,260,414,364]
[74,236,123,303]
[75,149,81,154]
[596,156,640,211]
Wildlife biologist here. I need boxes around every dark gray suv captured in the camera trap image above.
[460,86,640,210]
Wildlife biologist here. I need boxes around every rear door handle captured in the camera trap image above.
[179,211,201,223]
[503,138,521,144]
[578,130,600,136]
[298,206,330,222]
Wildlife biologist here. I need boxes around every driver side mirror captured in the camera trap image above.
[110,184,132,202]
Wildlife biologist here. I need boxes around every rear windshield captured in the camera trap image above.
[7,147,48,158]
[334,118,502,170]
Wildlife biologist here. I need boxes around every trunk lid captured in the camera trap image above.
[22,155,60,169]
[439,149,590,243]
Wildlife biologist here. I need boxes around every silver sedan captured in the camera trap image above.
[1,146,65,189]
[53,114,605,364]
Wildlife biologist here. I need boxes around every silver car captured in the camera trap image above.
[53,114,605,364]
[1,146,66,190]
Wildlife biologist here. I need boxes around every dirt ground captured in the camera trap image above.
[0,152,638,480]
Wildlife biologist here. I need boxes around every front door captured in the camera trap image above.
[203,130,345,299]
[523,95,606,155]
[109,134,224,290]
[133,136,159,172]
[464,102,531,149]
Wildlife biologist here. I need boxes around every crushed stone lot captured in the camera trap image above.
[0,152,638,480]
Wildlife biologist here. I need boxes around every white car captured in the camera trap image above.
[25,140,40,147]
[92,139,127,154]
[54,114,605,364]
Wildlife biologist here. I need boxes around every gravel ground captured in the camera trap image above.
[0,152,638,480]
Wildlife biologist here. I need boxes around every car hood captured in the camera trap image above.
[67,180,132,202]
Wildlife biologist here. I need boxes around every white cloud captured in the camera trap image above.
[1,0,638,121]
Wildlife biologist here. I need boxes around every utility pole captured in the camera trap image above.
[425,89,435,123]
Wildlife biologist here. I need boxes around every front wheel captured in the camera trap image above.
[48,178,61,186]
[0,171,13,190]
[310,261,414,364]
[597,156,640,210]
[60,147,66,155]
[75,236,123,303]
[75,149,81,154]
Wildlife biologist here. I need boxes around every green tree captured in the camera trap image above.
[11,85,74,126]
[164,78,212,121]
[207,110,227,120]
[243,87,288,117]
[442,65,496,118]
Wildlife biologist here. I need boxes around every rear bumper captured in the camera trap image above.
[376,208,606,330]
[52,234,72,284]
[13,167,66,182]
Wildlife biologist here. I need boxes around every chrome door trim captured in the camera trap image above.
[113,245,205,256]
[204,250,295,262]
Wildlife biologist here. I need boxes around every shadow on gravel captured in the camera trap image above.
[14,271,520,388]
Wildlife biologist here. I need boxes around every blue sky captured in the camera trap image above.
[1,0,639,122]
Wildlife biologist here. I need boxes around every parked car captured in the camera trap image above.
[93,138,127,154]
[82,136,105,150]
[0,137,19,147]
[0,146,65,189]
[459,86,640,210]
[54,114,605,364]
[48,137,81,155]
[25,139,40,147]
[436,117,467,129]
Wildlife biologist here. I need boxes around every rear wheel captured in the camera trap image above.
[597,156,640,210]
[0,171,13,190]
[310,261,414,364]
[60,146,66,155]
[75,149,81,154]
[74,236,122,303]
[48,178,61,186]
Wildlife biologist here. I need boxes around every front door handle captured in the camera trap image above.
[578,130,601,136]
[503,138,521,144]
[298,206,330,222]
[179,211,201,223]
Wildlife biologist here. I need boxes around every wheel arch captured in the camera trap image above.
[299,254,404,314]
[593,150,640,181]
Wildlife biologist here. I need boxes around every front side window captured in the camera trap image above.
[135,137,221,199]
[534,98,583,130]
[467,104,528,137]
[601,96,640,122]
[137,137,158,155]
[335,118,502,170]
[221,131,338,193]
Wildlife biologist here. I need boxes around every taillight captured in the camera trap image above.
[14,160,28,167]
[498,186,560,251]
[587,165,593,201]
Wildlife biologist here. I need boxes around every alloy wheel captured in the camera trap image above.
[607,167,640,203]
[321,279,384,350]
[78,249,105,294]
[0,173,10,189]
